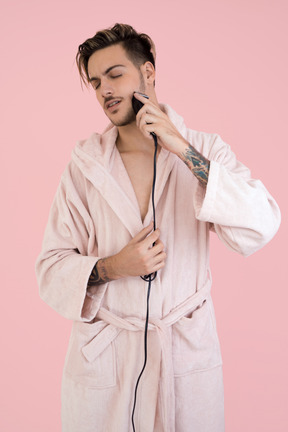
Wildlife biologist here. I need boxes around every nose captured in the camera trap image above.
[101,78,114,98]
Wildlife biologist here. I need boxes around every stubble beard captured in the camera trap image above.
[109,73,146,127]
[111,105,136,127]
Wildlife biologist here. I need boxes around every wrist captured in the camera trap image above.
[175,138,190,159]
[102,255,124,281]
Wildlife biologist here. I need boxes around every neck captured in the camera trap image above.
[116,122,155,154]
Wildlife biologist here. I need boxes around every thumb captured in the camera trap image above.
[130,221,154,243]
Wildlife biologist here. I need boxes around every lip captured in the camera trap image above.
[105,99,122,111]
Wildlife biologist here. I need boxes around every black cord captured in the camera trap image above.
[131,133,158,431]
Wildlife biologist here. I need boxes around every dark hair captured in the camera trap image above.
[76,23,156,87]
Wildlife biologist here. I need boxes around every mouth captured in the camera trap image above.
[105,99,122,111]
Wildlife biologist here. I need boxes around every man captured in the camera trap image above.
[36,23,280,432]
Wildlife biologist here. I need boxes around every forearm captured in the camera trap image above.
[179,142,210,186]
[87,257,119,287]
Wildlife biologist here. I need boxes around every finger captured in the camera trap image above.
[131,222,154,243]
[143,228,161,248]
[133,92,150,102]
[136,112,156,139]
[138,101,164,118]
[150,257,166,273]
[140,253,166,277]
[149,240,165,256]
[153,251,166,264]
[138,113,157,129]
[135,108,149,128]
[142,124,156,139]
[138,124,154,140]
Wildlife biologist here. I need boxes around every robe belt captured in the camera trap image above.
[82,280,211,431]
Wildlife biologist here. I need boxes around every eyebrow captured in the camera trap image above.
[89,64,126,82]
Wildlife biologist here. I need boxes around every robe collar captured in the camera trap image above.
[71,104,187,237]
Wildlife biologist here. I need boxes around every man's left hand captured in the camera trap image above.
[134,92,188,156]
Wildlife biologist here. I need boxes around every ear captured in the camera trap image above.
[140,61,155,84]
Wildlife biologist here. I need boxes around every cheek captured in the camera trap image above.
[121,75,141,94]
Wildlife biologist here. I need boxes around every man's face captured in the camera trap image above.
[87,44,146,126]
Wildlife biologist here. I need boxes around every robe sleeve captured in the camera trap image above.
[35,165,107,322]
[191,133,281,256]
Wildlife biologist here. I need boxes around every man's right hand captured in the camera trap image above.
[111,221,166,278]
[90,222,166,286]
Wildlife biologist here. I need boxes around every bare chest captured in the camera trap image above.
[120,152,155,222]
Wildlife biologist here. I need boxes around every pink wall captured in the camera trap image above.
[1,0,287,431]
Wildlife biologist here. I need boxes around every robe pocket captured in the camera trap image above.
[64,320,116,388]
[172,299,222,376]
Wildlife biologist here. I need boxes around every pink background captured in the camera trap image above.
[1,0,287,430]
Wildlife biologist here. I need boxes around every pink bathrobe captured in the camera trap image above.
[36,104,280,432]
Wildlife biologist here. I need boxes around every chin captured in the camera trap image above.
[109,108,136,127]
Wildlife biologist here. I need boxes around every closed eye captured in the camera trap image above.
[111,74,122,79]
[92,74,122,90]
[91,80,100,90]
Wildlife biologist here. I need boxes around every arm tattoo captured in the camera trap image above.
[87,258,111,287]
[181,144,210,186]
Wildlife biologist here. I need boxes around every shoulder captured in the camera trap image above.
[162,103,229,160]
